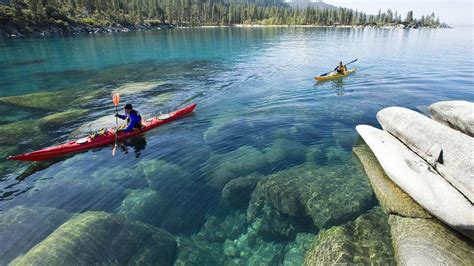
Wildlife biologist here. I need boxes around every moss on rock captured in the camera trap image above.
[303,207,396,265]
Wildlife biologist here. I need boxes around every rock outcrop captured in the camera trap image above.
[377,106,474,204]
[356,125,473,239]
[429,100,474,137]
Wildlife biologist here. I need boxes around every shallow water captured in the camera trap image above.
[0,27,473,264]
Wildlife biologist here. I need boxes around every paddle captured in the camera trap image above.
[319,59,358,77]
[112,93,120,156]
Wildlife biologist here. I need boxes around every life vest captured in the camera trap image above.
[126,109,143,129]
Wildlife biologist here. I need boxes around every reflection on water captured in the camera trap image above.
[0,27,473,264]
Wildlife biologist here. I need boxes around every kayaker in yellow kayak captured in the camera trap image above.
[334,62,347,75]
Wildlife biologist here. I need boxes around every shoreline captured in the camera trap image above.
[1,23,450,38]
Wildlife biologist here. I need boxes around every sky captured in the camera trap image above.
[324,0,473,25]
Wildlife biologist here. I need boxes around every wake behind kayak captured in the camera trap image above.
[7,103,197,161]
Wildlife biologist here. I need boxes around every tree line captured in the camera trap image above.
[0,0,447,32]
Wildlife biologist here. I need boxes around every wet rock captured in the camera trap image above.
[223,227,286,265]
[353,144,431,218]
[389,215,474,265]
[357,125,474,239]
[377,106,474,203]
[204,146,270,189]
[303,208,395,265]
[117,188,162,225]
[10,211,177,266]
[283,233,315,266]
[222,174,261,208]
[175,238,220,266]
[262,138,307,171]
[195,211,247,243]
[429,100,474,137]
[248,162,374,230]
[0,206,70,265]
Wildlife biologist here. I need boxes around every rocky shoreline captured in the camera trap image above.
[1,22,449,38]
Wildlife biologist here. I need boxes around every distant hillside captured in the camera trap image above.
[285,0,336,9]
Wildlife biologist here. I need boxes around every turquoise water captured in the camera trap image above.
[0,27,473,264]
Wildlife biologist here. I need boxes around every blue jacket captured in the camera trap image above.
[117,110,142,132]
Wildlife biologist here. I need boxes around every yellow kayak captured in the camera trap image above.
[314,69,356,81]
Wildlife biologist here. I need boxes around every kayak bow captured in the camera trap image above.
[7,103,197,161]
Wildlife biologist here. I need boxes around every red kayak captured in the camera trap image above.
[8,103,197,161]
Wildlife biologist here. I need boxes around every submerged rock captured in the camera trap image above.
[195,211,248,243]
[303,207,395,265]
[0,91,78,111]
[117,188,162,225]
[133,159,216,234]
[356,125,474,239]
[0,206,70,265]
[389,215,474,265]
[332,122,358,151]
[353,144,431,218]
[175,237,221,266]
[204,146,270,189]
[10,211,177,266]
[429,100,474,137]
[248,162,374,230]
[262,138,307,171]
[0,120,48,147]
[112,81,166,95]
[222,174,261,208]
[377,107,474,203]
[283,233,316,266]
[38,109,88,132]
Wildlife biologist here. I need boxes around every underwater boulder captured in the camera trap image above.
[221,174,261,209]
[0,120,48,147]
[117,188,162,225]
[429,100,474,137]
[174,238,220,266]
[303,207,395,265]
[282,233,315,266]
[204,146,270,189]
[0,206,70,265]
[248,162,374,230]
[389,215,474,265]
[0,91,79,111]
[135,159,218,234]
[195,211,247,243]
[353,143,431,218]
[10,211,177,266]
[304,143,325,164]
[332,122,358,151]
[37,109,88,133]
[262,138,307,171]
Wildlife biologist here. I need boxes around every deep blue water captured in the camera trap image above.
[0,27,473,264]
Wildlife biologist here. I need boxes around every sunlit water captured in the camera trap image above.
[0,27,473,264]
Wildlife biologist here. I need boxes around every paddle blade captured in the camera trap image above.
[112,144,117,156]
[112,93,120,107]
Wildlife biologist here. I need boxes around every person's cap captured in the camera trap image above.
[124,103,133,109]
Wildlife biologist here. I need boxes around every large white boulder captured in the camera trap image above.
[429,100,474,137]
[377,107,474,204]
[356,125,473,240]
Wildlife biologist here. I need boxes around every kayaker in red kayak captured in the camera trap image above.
[115,103,143,132]
[334,62,347,75]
